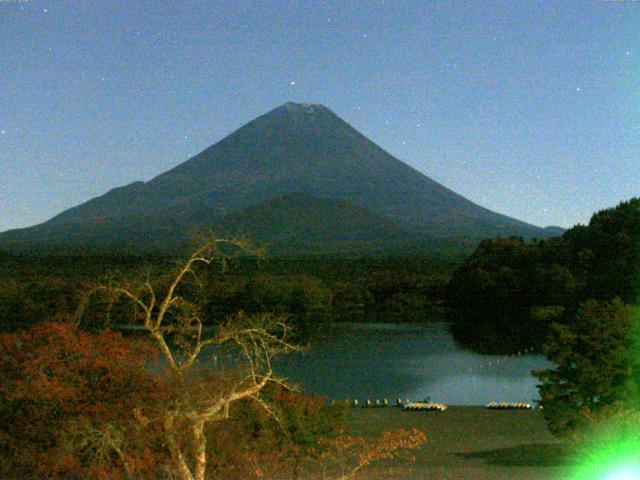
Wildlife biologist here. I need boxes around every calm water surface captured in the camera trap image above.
[275,322,553,406]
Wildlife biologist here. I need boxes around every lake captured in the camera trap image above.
[275,322,553,406]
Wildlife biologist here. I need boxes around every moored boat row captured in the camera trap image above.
[350,398,393,407]
[486,401,533,410]
[404,401,448,412]
[346,398,448,412]
[345,399,535,410]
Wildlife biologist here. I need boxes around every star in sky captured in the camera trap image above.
[2,0,638,232]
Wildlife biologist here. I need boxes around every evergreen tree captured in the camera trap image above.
[534,299,640,436]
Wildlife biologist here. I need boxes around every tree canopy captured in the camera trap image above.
[446,198,640,354]
[534,299,640,436]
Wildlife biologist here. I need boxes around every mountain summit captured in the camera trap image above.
[0,102,557,255]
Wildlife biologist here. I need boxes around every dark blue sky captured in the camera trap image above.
[1,0,638,232]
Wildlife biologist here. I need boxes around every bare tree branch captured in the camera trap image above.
[76,236,298,480]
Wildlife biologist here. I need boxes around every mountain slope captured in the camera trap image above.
[217,193,413,241]
[0,193,479,258]
[0,102,557,255]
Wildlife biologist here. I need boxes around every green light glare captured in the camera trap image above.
[602,464,640,480]
[572,308,640,480]
[568,416,640,480]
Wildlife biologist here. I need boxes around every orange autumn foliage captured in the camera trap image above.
[0,322,164,478]
[311,428,427,480]
[0,322,427,480]
[205,385,347,479]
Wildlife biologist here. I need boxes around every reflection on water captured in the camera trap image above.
[275,322,553,406]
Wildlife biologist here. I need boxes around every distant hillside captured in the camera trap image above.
[0,102,558,255]
[217,194,412,241]
[543,226,566,236]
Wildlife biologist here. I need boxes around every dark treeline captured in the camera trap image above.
[446,198,640,354]
[0,253,452,337]
[0,254,172,333]
[3,198,638,355]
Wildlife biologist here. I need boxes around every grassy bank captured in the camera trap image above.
[347,406,571,479]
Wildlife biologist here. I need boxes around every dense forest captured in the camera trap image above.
[2,197,638,353]
[446,198,640,354]
[1,198,639,477]
[0,253,451,338]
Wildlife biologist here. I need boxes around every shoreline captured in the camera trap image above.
[347,406,570,480]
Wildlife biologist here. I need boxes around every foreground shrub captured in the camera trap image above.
[0,322,163,478]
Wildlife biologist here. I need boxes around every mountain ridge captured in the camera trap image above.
[0,102,561,255]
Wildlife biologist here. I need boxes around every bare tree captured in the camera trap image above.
[77,237,299,480]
